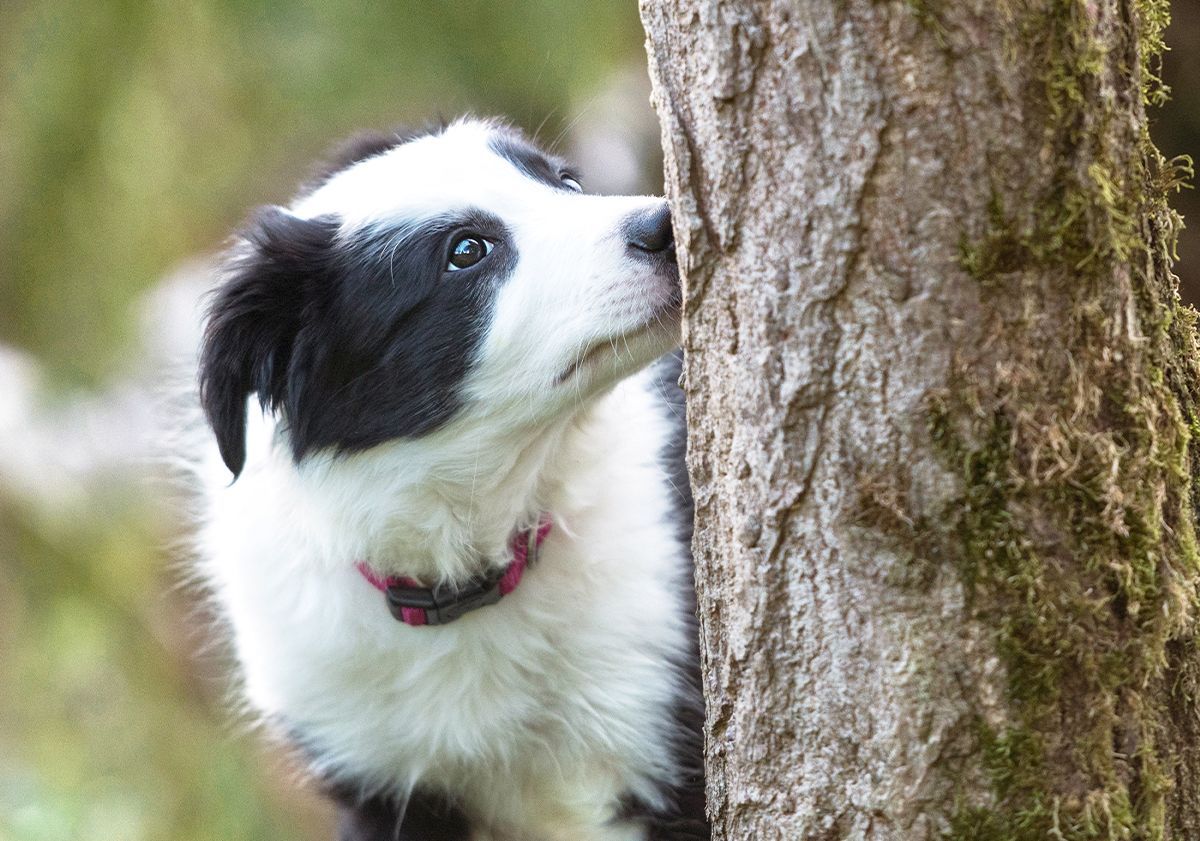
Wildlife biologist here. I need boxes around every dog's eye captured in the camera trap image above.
[447,236,493,271]
[561,174,583,193]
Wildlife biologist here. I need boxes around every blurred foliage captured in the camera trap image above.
[0,1,645,839]
[0,492,324,841]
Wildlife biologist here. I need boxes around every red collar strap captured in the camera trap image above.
[355,516,553,627]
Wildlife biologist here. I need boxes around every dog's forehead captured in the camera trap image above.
[293,120,569,226]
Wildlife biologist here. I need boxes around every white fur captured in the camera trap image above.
[190,119,693,841]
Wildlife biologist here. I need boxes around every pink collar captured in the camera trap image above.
[355,516,553,627]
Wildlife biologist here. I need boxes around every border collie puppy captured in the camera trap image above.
[191,118,707,841]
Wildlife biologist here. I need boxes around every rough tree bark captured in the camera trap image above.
[640,0,1200,838]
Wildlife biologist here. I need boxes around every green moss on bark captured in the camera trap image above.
[883,0,1200,838]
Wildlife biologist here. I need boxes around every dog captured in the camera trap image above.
[190,117,707,841]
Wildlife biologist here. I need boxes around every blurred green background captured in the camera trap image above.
[0,2,1197,840]
[0,1,653,839]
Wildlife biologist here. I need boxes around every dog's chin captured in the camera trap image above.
[557,301,682,389]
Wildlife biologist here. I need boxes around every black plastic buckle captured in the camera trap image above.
[384,571,505,626]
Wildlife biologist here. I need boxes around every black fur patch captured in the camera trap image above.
[329,785,471,841]
[654,351,692,545]
[622,352,710,841]
[488,128,579,192]
[199,206,516,477]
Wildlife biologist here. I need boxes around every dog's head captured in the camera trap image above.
[200,118,679,478]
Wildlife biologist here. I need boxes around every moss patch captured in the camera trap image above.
[878,0,1200,837]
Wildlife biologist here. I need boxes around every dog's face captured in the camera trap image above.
[200,119,679,477]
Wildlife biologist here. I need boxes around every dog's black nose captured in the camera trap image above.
[624,203,675,257]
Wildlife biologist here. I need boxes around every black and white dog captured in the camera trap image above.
[192,118,707,841]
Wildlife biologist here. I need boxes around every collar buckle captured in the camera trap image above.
[384,571,505,626]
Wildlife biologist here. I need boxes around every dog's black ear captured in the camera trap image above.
[199,206,337,478]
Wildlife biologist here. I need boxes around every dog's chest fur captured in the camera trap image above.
[197,372,694,841]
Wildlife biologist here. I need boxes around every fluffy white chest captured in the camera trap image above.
[196,377,692,840]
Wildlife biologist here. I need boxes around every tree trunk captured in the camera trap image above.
[639,0,1200,838]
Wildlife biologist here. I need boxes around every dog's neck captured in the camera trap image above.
[276,406,586,584]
